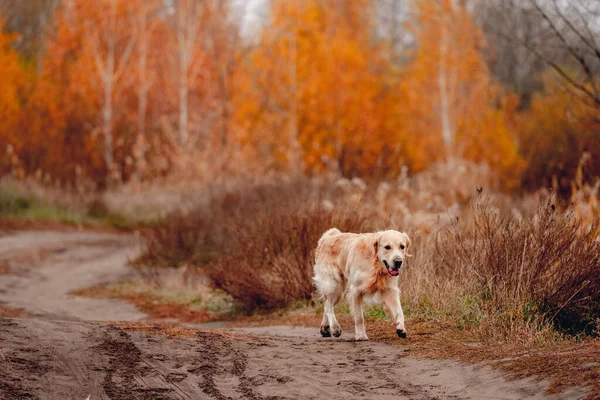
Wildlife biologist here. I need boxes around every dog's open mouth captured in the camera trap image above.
[383,260,400,276]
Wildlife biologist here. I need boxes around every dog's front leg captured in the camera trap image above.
[351,290,368,340]
[383,289,407,338]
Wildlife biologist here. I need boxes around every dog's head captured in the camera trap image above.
[373,230,412,277]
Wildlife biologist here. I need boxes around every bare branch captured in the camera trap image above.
[530,0,600,106]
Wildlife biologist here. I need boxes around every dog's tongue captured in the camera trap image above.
[390,269,400,276]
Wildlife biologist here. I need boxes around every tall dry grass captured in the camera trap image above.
[0,177,146,229]
[138,161,600,338]
[139,176,373,311]
[405,195,600,340]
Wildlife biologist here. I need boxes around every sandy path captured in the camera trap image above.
[0,231,590,399]
[0,230,146,321]
[0,319,588,400]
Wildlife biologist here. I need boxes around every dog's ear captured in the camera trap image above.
[372,233,381,257]
[404,232,413,257]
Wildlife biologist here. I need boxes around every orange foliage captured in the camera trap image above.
[1,1,595,192]
[235,0,524,184]
[0,19,27,174]
[400,0,524,185]
[518,78,600,195]
[235,0,404,178]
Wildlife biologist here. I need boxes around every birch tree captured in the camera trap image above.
[133,0,160,176]
[83,0,135,177]
[399,0,523,180]
[170,0,205,148]
[205,0,242,152]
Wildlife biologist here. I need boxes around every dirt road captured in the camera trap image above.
[0,230,145,321]
[0,231,589,399]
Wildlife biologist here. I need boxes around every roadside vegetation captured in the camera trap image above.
[0,178,150,230]
[135,160,600,343]
[1,0,599,396]
[72,281,234,323]
[127,163,599,395]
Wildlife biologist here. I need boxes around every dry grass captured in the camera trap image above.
[403,194,600,341]
[0,302,34,318]
[0,177,152,230]
[72,283,230,323]
[138,176,374,312]
[138,162,599,342]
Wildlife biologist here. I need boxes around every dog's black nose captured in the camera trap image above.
[394,260,403,269]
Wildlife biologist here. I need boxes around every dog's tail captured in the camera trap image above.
[313,265,342,300]
[318,228,341,246]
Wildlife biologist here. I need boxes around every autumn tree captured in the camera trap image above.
[19,0,143,186]
[518,78,600,195]
[0,18,26,174]
[85,0,137,181]
[5,0,594,192]
[0,0,60,73]
[474,0,547,105]
[132,0,161,178]
[527,0,600,107]
[237,0,405,178]
[166,0,207,149]
[20,2,102,184]
[401,0,524,184]
[204,0,242,154]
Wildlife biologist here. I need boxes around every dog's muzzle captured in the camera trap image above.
[383,259,402,276]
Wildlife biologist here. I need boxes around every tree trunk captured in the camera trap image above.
[179,67,188,148]
[288,30,301,171]
[176,5,189,148]
[136,6,148,177]
[102,0,116,178]
[102,76,114,173]
[438,20,454,157]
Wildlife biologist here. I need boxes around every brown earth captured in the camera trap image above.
[0,230,146,321]
[1,319,590,400]
[0,230,592,399]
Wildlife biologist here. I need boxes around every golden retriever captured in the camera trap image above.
[313,228,411,340]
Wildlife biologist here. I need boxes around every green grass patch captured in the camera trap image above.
[0,180,142,230]
[364,305,388,321]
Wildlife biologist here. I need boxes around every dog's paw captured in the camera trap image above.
[396,328,408,339]
[331,323,342,338]
[354,333,369,341]
[320,325,331,337]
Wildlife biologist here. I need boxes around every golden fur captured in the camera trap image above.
[313,228,411,340]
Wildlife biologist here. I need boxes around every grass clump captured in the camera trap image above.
[433,196,600,337]
[73,281,234,322]
[0,178,138,230]
[138,174,600,340]
[140,177,370,312]
[0,180,80,224]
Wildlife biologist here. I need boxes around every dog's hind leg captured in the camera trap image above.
[319,303,331,337]
[313,264,343,337]
[323,292,343,337]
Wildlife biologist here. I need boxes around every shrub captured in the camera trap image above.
[139,177,372,312]
[434,195,600,336]
[139,171,600,337]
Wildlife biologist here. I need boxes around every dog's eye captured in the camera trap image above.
[400,245,405,250]
[384,245,391,250]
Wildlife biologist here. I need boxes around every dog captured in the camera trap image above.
[313,228,412,340]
